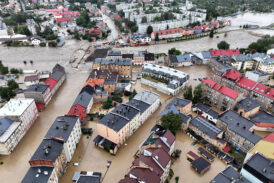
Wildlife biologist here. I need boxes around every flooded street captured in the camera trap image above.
[0,73,89,183]
[101,11,119,41]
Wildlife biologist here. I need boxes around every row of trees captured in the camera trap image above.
[184,84,203,104]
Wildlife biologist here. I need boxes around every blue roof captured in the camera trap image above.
[176,54,191,62]
[201,51,211,59]
[0,117,14,136]
[159,105,179,117]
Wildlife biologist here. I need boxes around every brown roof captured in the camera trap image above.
[133,155,163,176]
[162,130,175,147]
[129,167,160,183]
[24,75,38,82]
[145,148,171,168]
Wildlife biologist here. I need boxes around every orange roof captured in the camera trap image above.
[84,78,104,87]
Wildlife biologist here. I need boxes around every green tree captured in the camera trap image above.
[10,68,22,74]
[183,86,193,100]
[161,113,183,134]
[7,80,19,90]
[0,63,8,75]
[209,30,214,38]
[0,87,16,101]
[146,25,153,35]
[217,41,230,49]
[168,48,181,55]
[155,33,159,41]
[193,84,203,104]
[141,16,147,23]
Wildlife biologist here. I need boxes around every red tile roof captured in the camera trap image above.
[35,102,45,111]
[263,132,274,143]
[146,147,171,168]
[162,130,175,147]
[44,78,58,91]
[133,155,163,176]
[202,78,218,88]
[217,85,239,99]
[152,28,183,36]
[127,167,160,183]
[67,104,87,122]
[236,77,257,91]
[210,49,240,57]
[253,83,274,99]
[88,29,102,35]
[223,69,242,81]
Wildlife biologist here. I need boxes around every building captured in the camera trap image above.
[193,103,219,124]
[27,138,66,182]
[44,64,66,96]
[151,28,183,40]
[141,64,189,96]
[241,153,274,183]
[44,116,81,162]
[132,51,155,65]
[24,75,39,87]
[210,49,240,57]
[166,98,192,114]
[22,166,58,183]
[88,29,102,37]
[120,125,175,183]
[257,57,274,73]
[236,98,260,119]
[0,118,23,155]
[208,56,235,71]
[0,18,8,36]
[250,111,274,132]
[232,54,257,71]
[74,172,102,183]
[191,157,211,174]
[93,58,132,79]
[201,78,242,111]
[189,116,225,149]
[0,98,38,135]
[210,166,251,183]
[167,54,192,67]
[245,70,269,83]
[24,84,52,111]
[218,110,261,153]
[107,50,122,59]
[251,83,274,112]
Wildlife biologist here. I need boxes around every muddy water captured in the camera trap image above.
[171,132,226,183]
[0,73,89,183]
[101,11,119,41]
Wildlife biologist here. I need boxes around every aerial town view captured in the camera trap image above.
[0,0,273,182]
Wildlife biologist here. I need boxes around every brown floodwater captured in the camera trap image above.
[0,73,89,183]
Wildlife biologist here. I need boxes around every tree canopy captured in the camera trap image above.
[146,25,153,35]
[183,86,193,101]
[217,41,230,49]
[168,48,181,55]
[161,113,183,135]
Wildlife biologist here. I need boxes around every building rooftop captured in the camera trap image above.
[126,99,150,113]
[190,116,222,139]
[207,109,219,119]
[252,83,274,100]
[50,70,65,82]
[250,111,274,125]
[191,157,211,173]
[236,77,257,91]
[223,69,242,81]
[168,98,191,108]
[89,69,118,83]
[72,91,93,108]
[0,117,20,143]
[237,98,260,112]
[210,49,240,57]
[24,75,38,82]
[52,64,65,74]
[211,166,251,183]
[24,84,49,94]
[219,110,261,144]
[247,70,269,76]
[124,167,160,183]
[133,90,160,105]
[30,138,63,163]
[108,50,122,56]
[244,153,274,182]
[44,116,79,142]
[76,173,101,183]
[0,98,35,117]
[21,166,54,183]
[94,58,132,66]
[195,103,211,112]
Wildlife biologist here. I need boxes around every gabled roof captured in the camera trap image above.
[210,49,240,57]
[72,91,92,108]
[238,98,260,112]
[236,77,257,91]
[44,78,58,90]
[211,166,251,183]
[24,84,49,94]
[127,167,160,183]
[250,111,274,126]
[223,69,242,81]
[67,105,87,122]
[52,64,65,73]
[50,70,65,82]
[196,103,211,112]
[191,157,211,173]
[252,83,274,99]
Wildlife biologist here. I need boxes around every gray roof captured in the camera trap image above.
[190,116,222,139]
[168,98,191,108]
[50,70,65,81]
[176,54,191,62]
[179,113,191,123]
[0,117,14,136]
[30,138,63,162]
[248,70,269,76]
[191,157,211,173]
[127,99,150,113]
[210,166,251,183]
[73,91,93,108]
[201,51,211,59]
[45,116,79,142]
[77,175,101,183]
[108,50,122,56]
[99,103,140,132]
[52,64,65,73]
[22,166,54,183]
[133,90,160,105]
[237,98,260,112]
[207,109,219,119]
[244,153,274,182]
[196,103,211,112]
[219,110,261,144]
[250,111,274,124]
[95,58,132,66]
[24,84,49,94]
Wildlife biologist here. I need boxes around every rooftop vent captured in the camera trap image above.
[44,171,48,175]
[263,168,267,173]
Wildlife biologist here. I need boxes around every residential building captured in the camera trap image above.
[195,51,212,64]
[191,157,211,174]
[257,57,274,73]
[138,19,187,34]
[236,98,261,119]
[24,75,39,87]
[251,83,274,112]
[0,118,23,155]
[28,138,66,181]
[218,110,261,153]
[210,166,251,183]
[193,103,219,124]
[132,51,155,65]
[44,116,81,162]
[24,84,52,111]
[208,56,235,71]
[22,166,58,183]
[74,172,102,183]
[141,64,189,96]
[107,50,122,59]
[210,49,240,57]
[44,64,66,96]
[70,91,93,116]
[93,58,132,79]
[189,116,226,149]
[166,54,192,67]
[0,98,38,134]
[201,78,242,111]
[232,54,257,71]
[241,153,274,183]
[250,111,274,132]
[245,70,269,83]
[151,28,183,40]
[166,98,192,114]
